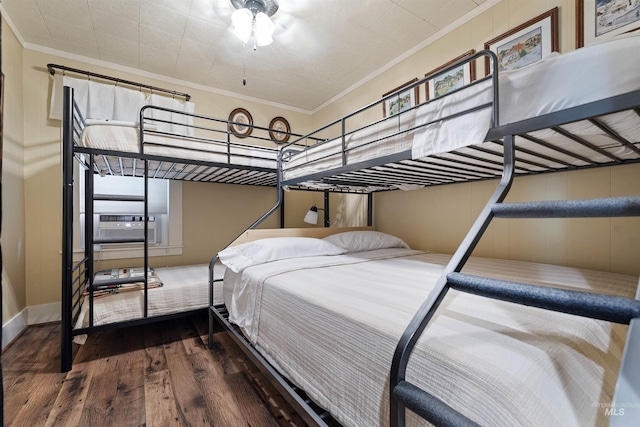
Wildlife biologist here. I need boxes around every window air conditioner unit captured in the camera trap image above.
[98,215,157,244]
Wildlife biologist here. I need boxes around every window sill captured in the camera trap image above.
[72,245,184,262]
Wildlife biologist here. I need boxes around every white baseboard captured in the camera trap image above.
[2,308,28,350]
[2,303,61,350]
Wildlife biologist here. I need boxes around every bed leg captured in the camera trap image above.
[208,308,216,349]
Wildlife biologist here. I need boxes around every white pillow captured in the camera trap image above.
[323,231,409,253]
[218,237,345,272]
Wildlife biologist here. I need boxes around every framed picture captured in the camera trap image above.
[228,107,253,138]
[269,116,291,143]
[576,0,640,48]
[484,7,559,75]
[382,78,419,117]
[424,50,476,101]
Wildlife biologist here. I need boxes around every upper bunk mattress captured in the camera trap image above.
[80,121,278,172]
[282,32,640,183]
[224,249,637,427]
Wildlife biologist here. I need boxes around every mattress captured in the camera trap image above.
[282,110,417,178]
[80,121,278,176]
[224,249,637,427]
[74,263,224,343]
[282,32,640,184]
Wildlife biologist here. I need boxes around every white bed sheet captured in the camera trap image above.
[74,263,224,343]
[283,32,640,182]
[80,122,277,170]
[224,249,637,427]
[282,110,416,177]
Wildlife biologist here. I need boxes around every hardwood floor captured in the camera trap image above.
[2,314,308,426]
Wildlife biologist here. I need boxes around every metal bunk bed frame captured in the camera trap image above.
[209,48,640,426]
[389,89,640,427]
[60,82,285,372]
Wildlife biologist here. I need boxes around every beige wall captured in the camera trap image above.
[376,164,640,276]
[283,191,368,229]
[2,17,27,324]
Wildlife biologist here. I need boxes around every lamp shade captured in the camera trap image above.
[303,206,319,224]
[232,8,253,43]
[254,12,274,46]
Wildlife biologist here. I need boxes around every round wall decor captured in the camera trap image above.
[269,116,291,143]
[229,108,253,138]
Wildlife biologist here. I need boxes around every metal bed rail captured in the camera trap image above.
[280,51,499,187]
[138,105,283,162]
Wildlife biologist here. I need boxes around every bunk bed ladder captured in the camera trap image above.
[390,134,640,427]
[87,161,152,319]
[61,85,152,372]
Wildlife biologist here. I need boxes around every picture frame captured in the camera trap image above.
[484,7,559,75]
[424,49,476,101]
[576,0,640,48]
[382,78,419,117]
[269,116,291,143]
[228,107,253,138]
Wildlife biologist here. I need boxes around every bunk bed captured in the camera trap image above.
[210,31,640,427]
[58,66,289,372]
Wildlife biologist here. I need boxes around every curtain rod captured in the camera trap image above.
[47,63,191,101]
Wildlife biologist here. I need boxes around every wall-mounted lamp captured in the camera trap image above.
[303,205,330,227]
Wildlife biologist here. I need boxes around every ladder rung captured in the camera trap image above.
[90,276,146,288]
[492,196,640,218]
[94,236,145,244]
[93,194,145,202]
[447,272,640,324]
[393,381,480,427]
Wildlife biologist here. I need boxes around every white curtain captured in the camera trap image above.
[114,85,146,122]
[49,74,195,135]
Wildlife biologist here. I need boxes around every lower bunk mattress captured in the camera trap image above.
[74,263,224,343]
[223,248,638,427]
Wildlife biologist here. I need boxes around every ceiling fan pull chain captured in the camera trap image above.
[243,47,247,86]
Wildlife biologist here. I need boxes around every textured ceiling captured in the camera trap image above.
[1,0,491,112]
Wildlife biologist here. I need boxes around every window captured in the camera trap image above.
[79,173,183,260]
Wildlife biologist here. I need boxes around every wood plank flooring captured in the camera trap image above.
[2,314,308,426]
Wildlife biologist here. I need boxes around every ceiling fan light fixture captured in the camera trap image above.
[230,0,278,47]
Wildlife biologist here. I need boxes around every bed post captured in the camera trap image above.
[280,187,285,228]
[367,193,373,226]
[85,156,95,328]
[323,190,329,227]
[61,86,74,372]
[144,160,149,318]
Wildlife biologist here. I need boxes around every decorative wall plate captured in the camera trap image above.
[229,107,253,138]
[269,116,291,143]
